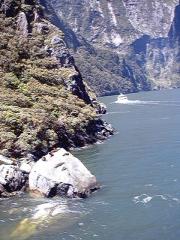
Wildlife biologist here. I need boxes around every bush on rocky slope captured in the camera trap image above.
[0,0,113,160]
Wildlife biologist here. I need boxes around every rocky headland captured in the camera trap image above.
[0,0,113,198]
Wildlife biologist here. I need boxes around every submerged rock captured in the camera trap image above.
[11,201,79,240]
[29,148,99,198]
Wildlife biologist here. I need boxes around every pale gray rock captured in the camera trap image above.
[123,0,178,38]
[0,155,13,165]
[50,35,74,67]
[17,12,28,37]
[0,165,27,192]
[29,148,99,198]
[20,160,35,174]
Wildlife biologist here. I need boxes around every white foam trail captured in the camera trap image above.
[114,99,180,106]
[133,193,180,205]
[155,195,167,201]
[133,194,169,204]
[143,196,153,204]
[133,194,153,204]
[115,100,159,105]
[172,198,180,203]
[107,111,130,114]
[144,184,153,187]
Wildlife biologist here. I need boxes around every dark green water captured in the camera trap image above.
[1,89,180,240]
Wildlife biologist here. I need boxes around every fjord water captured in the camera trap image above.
[1,89,180,240]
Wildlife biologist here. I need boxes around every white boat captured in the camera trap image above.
[116,93,128,103]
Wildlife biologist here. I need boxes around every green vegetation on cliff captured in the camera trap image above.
[0,0,112,160]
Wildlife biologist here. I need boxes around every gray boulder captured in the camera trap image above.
[29,148,99,198]
[0,155,13,165]
[0,165,27,193]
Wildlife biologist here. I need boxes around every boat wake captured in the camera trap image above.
[115,98,162,105]
[114,94,180,106]
[115,99,157,105]
[133,194,180,205]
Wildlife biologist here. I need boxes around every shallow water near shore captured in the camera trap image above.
[1,89,180,240]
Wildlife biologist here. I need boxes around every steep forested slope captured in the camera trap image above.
[0,0,113,160]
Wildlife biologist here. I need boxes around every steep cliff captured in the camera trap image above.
[43,0,180,96]
[0,0,113,160]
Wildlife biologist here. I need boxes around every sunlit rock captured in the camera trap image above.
[29,148,99,198]
[0,165,27,194]
[0,155,13,165]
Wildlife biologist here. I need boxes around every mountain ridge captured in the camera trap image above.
[43,0,180,96]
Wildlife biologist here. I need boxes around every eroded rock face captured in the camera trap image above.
[29,148,99,198]
[123,0,178,38]
[42,0,180,96]
[145,3,180,90]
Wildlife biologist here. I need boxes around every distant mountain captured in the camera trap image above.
[42,0,180,96]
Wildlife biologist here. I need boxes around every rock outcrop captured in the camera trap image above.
[0,154,13,165]
[42,0,180,96]
[0,164,27,196]
[0,0,113,160]
[29,148,99,198]
[0,148,99,198]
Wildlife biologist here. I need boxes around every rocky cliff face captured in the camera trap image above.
[43,0,180,96]
[0,0,113,160]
